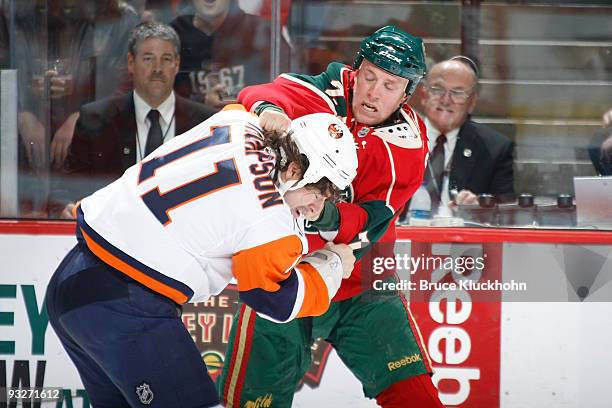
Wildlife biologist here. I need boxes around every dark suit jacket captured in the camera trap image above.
[449,119,515,202]
[56,92,216,205]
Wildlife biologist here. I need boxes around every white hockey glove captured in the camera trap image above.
[301,242,355,300]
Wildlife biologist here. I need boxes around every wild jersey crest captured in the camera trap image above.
[371,107,424,148]
[372,122,422,149]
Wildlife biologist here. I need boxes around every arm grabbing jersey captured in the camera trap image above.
[239,63,428,300]
[77,107,344,322]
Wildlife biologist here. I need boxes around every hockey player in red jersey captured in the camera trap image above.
[46,105,359,407]
[219,27,445,407]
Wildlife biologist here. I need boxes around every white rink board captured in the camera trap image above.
[500,302,612,408]
[2,232,612,407]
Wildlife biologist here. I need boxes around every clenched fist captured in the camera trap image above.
[258,109,292,134]
[324,242,355,279]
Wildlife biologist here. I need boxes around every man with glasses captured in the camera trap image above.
[421,56,515,211]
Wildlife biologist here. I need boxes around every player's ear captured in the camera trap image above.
[285,161,303,181]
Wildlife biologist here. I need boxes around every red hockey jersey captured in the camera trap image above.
[239,62,427,300]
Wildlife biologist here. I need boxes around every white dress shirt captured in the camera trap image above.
[133,91,176,161]
[425,119,460,215]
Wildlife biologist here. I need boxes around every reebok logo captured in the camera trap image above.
[387,353,422,371]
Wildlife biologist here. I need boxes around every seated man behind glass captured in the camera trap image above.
[420,56,515,214]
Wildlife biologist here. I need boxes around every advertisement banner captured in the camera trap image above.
[0,233,88,407]
[407,242,502,408]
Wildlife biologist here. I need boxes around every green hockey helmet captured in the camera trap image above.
[354,26,427,96]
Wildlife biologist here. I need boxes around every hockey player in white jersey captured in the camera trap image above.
[45,105,358,408]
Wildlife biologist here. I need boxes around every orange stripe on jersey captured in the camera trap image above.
[222,104,247,112]
[295,262,331,317]
[232,235,302,292]
[71,201,80,219]
[80,227,189,304]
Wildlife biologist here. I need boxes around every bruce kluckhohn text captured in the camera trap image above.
[373,279,527,292]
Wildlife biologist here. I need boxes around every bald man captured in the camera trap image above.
[420,57,515,210]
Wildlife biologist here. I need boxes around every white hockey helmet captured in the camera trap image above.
[286,113,358,192]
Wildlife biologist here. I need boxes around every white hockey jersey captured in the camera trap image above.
[76,106,339,321]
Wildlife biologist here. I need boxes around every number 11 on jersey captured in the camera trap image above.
[138,126,242,225]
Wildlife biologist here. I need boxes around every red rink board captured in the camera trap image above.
[409,242,502,407]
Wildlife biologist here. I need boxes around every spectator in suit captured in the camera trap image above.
[55,21,215,218]
[420,56,515,213]
[588,108,612,176]
[170,0,291,108]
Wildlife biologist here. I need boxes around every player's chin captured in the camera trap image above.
[354,108,384,126]
[291,208,300,219]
